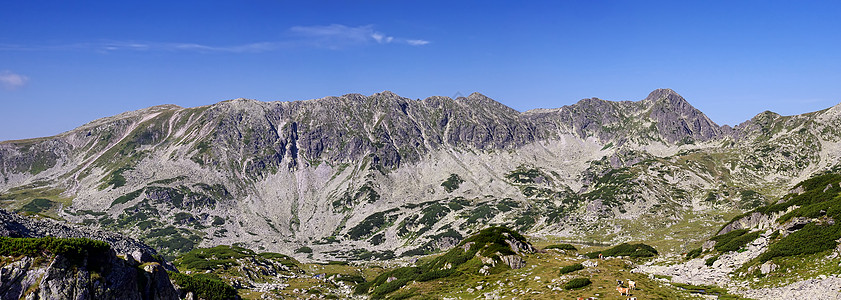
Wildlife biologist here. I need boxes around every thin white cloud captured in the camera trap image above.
[289,24,401,48]
[288,24,428,48]
[97,41,287,53]
[0,70,28,90]
[0,24,429,53]
[406,39,430,46]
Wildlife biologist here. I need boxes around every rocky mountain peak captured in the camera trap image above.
[644,88,681,101]
[373,90,400,98]
[452,92,520,116]
[643,89,697,114]
[641,89,723,143]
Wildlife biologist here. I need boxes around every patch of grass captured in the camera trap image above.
[0,187,72,218]
[16,198,54,214]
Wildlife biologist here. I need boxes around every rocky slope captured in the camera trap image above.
[1,89,841,262]
[637,173,841,299]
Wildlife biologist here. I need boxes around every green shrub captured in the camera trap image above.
[416,269,455,282]
[258,252,299,269]
[514,215,536,231]
[167,271,238,300]
[296,246,313,254]
[441,174,464,193]
[714,231,759,252]
[758,223,841,262]
[685,248,702,259]
[711,229,747,245]
[505,167,545,184]
[0,236,109,259]
[585,243,658,258]
[353,281,372,295]
[464,204,496,225]
[110,188,144,207]
[366,267,422,297]
[717,174,841,232]
[347,210,397,240]
[705,255,719,266]
[544,244,577,251]
[564,277,591,289]
[371,277,411,297]
[559,263,584,275]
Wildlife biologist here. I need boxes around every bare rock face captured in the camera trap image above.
[759,261,778,275]
[499,255,526,270]
[702,240,717,251]
[717,212,778,236]
[504,235,536,256]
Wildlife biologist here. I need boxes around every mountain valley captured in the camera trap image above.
[3,89,841,299]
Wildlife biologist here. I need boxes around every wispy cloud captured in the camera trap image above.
[97,41,286,53]
[0,24,429,54]
[289,24,427,48]
[0,71,28,90]
[406,39,430,46]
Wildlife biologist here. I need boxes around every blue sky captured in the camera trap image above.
[1,1,840,141]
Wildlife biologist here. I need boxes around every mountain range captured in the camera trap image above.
[2,88,841,262]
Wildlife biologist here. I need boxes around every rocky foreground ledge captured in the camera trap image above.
[0,208,173,270]
[0,208,188,299]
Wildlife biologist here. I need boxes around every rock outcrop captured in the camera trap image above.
[0,209,182,299]
[0,209,173,271]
